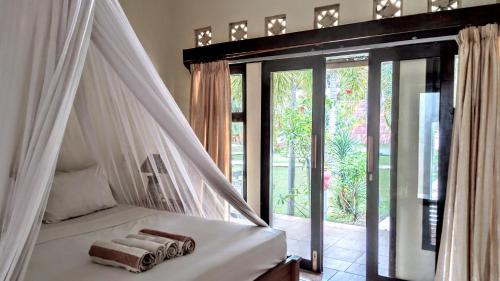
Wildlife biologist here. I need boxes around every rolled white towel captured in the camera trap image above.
[126,234,179,260]
[112,238,165,264]
[139,229,195,256]
[89,240,155,273]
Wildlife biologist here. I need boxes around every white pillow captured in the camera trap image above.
[44,165,117,223]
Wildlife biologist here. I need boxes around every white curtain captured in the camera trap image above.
[0,0,266,280]
[0,1,95,280]
[436,24,499,281]
[89,0,265,226]
[72,43,228,219]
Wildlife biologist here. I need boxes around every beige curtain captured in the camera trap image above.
[436,24,499,281]
[190,60,231,178]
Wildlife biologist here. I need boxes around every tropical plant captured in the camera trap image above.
[328,131,366,221]
[381,62,393,128]
[275,183,310,218]
[271,70,313,216]
[325,66,368,223]
[230,74,243,112]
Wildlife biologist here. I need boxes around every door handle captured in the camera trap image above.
[367,135,374,181]
[312,135,317,169]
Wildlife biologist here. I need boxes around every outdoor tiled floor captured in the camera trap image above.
[272,214,390,281]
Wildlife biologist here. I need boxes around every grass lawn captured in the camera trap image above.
[269,153,391,225]
[231,144,392,225]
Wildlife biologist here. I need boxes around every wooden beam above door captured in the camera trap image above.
[183,4,500,68]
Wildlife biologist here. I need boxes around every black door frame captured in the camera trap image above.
[260,41,456,277]
[366,41,457,281]
[261,56,326,272]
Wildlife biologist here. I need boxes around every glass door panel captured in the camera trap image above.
[323,57,368,274]
[262,56,324,272]
[367,42,456,280]
[231,122,245,196]
[378,61,394,277]
[368,42,456,281]
[270,69,313,261]
[394,58,438,281]
[377,58,440,280]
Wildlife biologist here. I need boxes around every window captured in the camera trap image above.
[314,4,340,29]
[229,20,248,41]
[374,0,402,19]
[230,64,247,200]
[194,26,212,47]
[429,0,460,12]
[265,14,286,36]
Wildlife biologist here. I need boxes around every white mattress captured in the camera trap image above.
[26,205,286,281]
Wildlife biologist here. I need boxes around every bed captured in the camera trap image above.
[26,205,297,281]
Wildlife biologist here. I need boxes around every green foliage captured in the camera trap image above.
[275,182,310,218]
[381,62,393,128]
[324,66,368,224]
[331,133,366,220]
[230,74,243,112]
[333,67,367,132]
[271,70,313,160]
[271,70,313,216]
[280,98,312,161]
[271,66,375,224]
[331,131,354,161]
[326,131,367,222]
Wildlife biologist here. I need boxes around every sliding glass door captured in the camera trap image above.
[261,57,325,272]
[366,42,456,280]
[261,41,456,278]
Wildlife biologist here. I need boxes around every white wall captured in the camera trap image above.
[121,0,176,90]
[246,63,262,214]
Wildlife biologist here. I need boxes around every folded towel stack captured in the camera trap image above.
[88,240,156,273]
[89,229,196,273]
[112,238,166,264]
[139,228,196,256]
[126,234,179,260]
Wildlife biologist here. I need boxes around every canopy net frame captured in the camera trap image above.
[0,1,265,280]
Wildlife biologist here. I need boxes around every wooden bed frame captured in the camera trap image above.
[255,255,301,281]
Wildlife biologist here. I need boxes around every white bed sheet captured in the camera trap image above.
[26,205,286,281]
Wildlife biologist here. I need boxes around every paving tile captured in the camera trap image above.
[325,221,366,232]
[353,253,366,265]
[323,228,351,238]
[300,267,338,281]
[345,263,366,276]
[329,271,366,281]
[335,238,366,252]
[274,214,372,279]
[346,231,366,241]
[300,271,322,281]
[322,267,339,280]
[353,253,389,273]
[323,236,342,248]
[324,246,364,263]
[323,257,352,272]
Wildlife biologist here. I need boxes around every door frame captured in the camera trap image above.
[260,41,456,277]
[261,56,326,272]
[366,41,457,280]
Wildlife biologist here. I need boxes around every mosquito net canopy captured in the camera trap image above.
[0,0,266,280]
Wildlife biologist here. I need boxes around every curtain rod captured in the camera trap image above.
[229,35,456,65]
